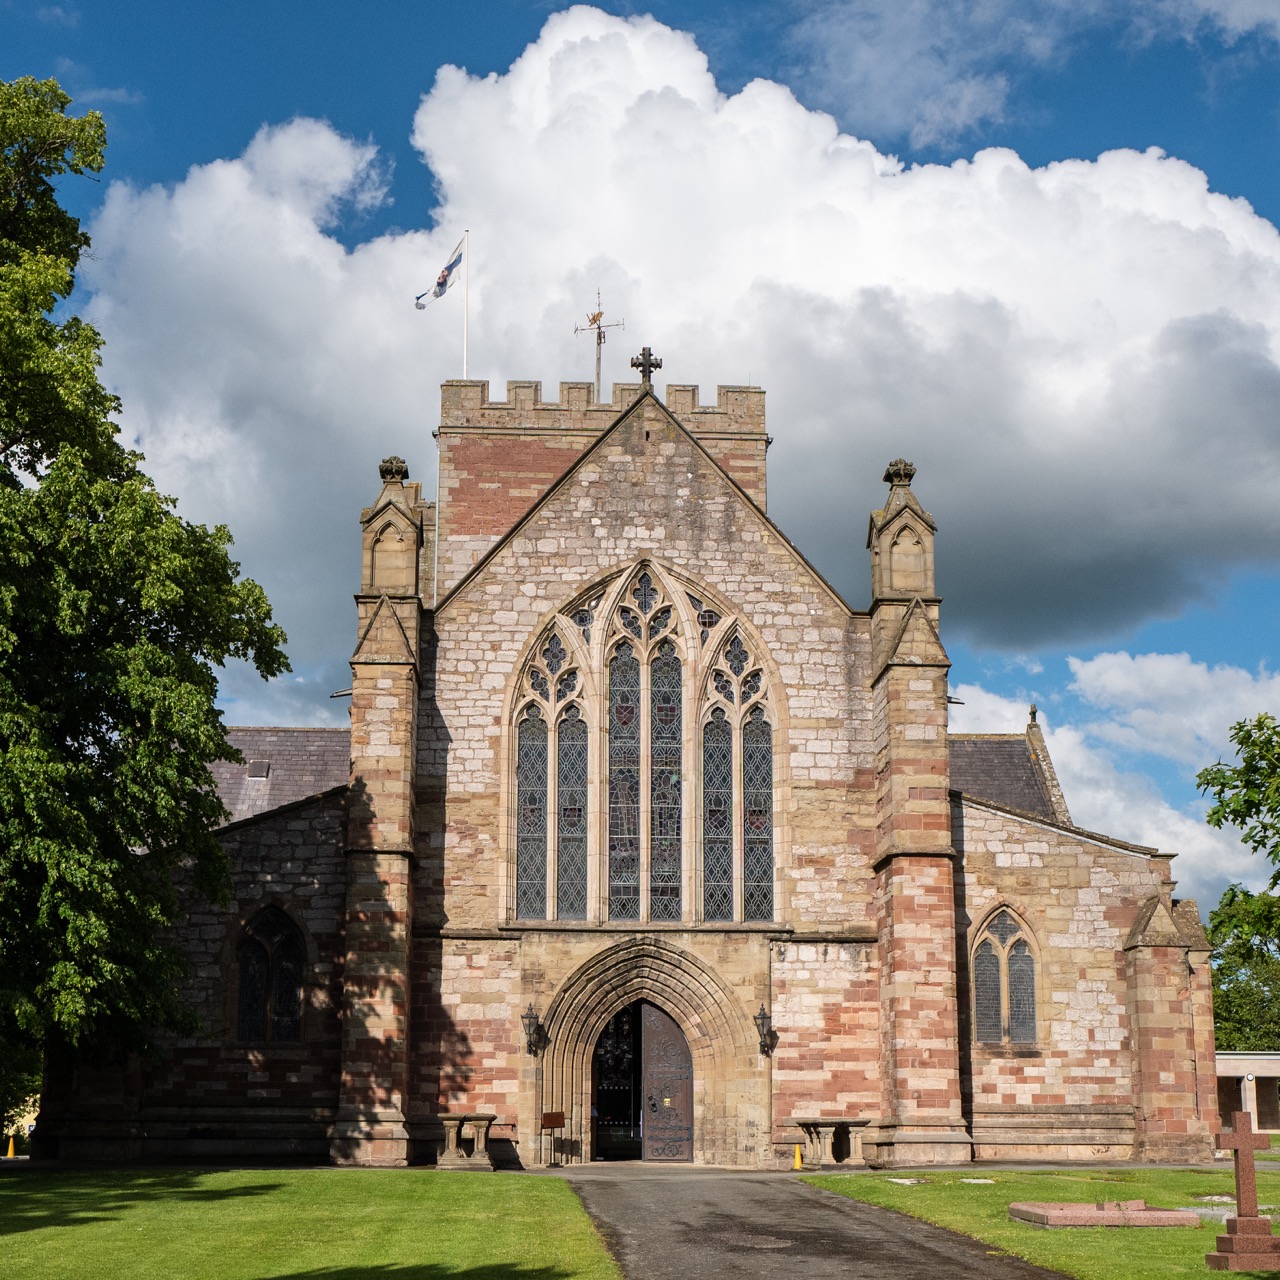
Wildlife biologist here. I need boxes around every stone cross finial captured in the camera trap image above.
[883,458,916,486]
[631,347,662,385]
[379,456,409,482]
[1220,1110,1272,1218]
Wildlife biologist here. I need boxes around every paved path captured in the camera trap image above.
[562,1166,1067,1280]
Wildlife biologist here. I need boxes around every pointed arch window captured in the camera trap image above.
[512,565,777,925]
[237,908,306,1043]
[701,632,775,922]
[973,909,1037,1046]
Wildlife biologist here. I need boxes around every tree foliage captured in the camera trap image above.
[1208,884,1280,1051]
[1198,712,1280,889]
[0,77,288,1055]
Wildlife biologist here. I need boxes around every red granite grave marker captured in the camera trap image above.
[1206,1111,1280,1272]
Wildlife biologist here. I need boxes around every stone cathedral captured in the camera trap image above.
[38,360,1221,1169]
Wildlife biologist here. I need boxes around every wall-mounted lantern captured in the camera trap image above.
[753,1004,774,1056]
[521,1003,547,1056]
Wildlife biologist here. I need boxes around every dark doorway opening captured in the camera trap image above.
[591,999,693,1161]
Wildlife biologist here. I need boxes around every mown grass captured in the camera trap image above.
[0,1168,621,1280]
[805,1165,1280,1280]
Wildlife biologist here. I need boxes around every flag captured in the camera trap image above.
[415,238,464,309]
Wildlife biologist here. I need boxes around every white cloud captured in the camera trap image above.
[952,681,1266,908]
[784,0,1280,146]
[36,5,79,27]
[79,6,1280,726]
[1068,651,1280,765]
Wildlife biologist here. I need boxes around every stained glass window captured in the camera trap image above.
[650,641,683,921]
[648,606,672,639]
[237,939,269,1041]
[557,706,589,921]
[713,672,734,703]
[725,636,749,676]
[556,670,578,702]
[702,709,733,921]
[542,634,567,675]
[974,912,1037,1047]
[237,908,306,1043]
[988,910,1018,945]
[272,933,305,1041]
[633,572,658,613]
[609,644,641,920]
[1008,939,1036,1043]
[743,706,774,920]
[974,939,1002,1042]
[516,706,548,919]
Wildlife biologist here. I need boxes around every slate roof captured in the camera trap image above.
[948,735,1054,821]
[211,727,351,826]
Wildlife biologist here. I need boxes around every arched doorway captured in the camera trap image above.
[591,999,693,1162]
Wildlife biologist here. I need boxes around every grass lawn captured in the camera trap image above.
[806,1165,1280,1280]
[0,1167,621,1280]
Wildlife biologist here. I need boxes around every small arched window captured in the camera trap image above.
[973,909,1037,1046]
[237,907,306,1043]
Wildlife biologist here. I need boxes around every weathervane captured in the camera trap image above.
[575,291,625,403]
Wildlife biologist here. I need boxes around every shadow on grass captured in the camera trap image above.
[263,1269,580,1280]
[0,1170,283,1236]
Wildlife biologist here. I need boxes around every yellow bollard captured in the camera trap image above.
[793,1142,802,1170]
[5,1136,13,1159]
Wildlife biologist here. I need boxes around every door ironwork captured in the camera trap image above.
[641,1002,693,1161]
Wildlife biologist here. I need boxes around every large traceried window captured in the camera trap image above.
[973,909,1037,1046]
[511,564,777,924]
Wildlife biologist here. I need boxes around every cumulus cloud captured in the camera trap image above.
[951,679,1265,908]
[80,6,1280,727]
[1068,650,1280,764]
[785,0,1280,147]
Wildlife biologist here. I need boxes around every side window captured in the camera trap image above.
[972,909,1037,1046]
[237,907,306,1042]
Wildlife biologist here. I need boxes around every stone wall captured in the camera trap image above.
[953,795,1214,1161]
[43,793,348,1162]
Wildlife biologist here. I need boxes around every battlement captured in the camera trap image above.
[440,380,766,438]
[433,377,769,598]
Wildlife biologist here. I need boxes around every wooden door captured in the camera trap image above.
[641,1002,693,1161]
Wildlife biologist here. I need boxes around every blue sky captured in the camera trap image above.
[5,0,1280,908]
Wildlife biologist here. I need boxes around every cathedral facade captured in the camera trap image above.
[38,368,1220,1168]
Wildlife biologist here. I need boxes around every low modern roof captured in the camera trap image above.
[948,735,1054,822]
[211,727,351,826]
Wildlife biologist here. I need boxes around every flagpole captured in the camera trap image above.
[463,228,470,379]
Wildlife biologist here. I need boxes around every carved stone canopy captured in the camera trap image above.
[883,458,916,487]
[379,456,409,482]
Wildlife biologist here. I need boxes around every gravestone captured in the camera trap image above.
[1206,1110,1280,1272]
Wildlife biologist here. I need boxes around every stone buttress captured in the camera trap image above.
[331,457,431,1165]
[864,460,971,1166]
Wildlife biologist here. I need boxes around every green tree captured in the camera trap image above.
[1198,712,1280,889]
[1207,884,1280,1051]
[0,76,288,1058]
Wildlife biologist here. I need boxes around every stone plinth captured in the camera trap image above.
[1206,1216,1280,1270]
[1008,1200,1200,1228]
[436,1113,498,1171]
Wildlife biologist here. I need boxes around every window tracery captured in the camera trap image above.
[973,909,1037,1046]
[512,564,778,925]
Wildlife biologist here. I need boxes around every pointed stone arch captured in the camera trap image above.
[535,936,764,1165]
